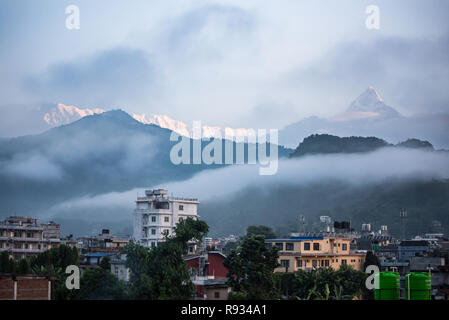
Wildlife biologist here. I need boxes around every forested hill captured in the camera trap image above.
[289,134,434,158]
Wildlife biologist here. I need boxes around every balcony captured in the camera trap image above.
[0,236,44,242]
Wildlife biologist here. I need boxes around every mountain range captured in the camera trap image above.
[0,109,290,220]
[0,87,448,237]
[1,87,448,149]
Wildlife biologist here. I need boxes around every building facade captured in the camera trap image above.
[133,189,199,247]
[184,251,230,300]
[265,236,366,272]
[0,216,60,260]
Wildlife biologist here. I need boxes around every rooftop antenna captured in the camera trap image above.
[400,209,408,241]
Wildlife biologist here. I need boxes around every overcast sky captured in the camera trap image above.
[1,0,448,129]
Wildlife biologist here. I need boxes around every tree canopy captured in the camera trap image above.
[224,234,279,299]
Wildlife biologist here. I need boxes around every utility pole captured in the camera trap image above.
[299,215,305,235]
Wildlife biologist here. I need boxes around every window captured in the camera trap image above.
[151,242,156,247]
[151,216,156,222]
[303,243,311,251]
[179,217,183,222]
[275,243,284,251]
[155,202,169,209]
[151,229,156,235]
[342,259,347,265]
[179,205,184,211]
[296,259,302,268]
[342,243,348,251]
[280,260,290,269]
[164,216,169,223]
[324,260,330,267]
[312,260,317,267]
[286,243,294,251]
[313,243,320,251]
[214,291,220,299]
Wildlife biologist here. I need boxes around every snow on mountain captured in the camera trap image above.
[132,113,252,139]
[40,104,252,140]
[279,86,449,149]
[43,104,105,126]
[339,86,400,120]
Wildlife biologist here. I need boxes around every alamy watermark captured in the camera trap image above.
[169,121,279,176]
[65,5,80,30]
[365,5,380,30]
[65,265,80,290]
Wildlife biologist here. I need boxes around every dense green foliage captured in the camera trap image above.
[246,225,277,239]
[290,134,435,158]
[123,218,209,300]
[0,245,80,300]
[362,251,380,300]
[275,265,367,300]
[0,251,16,273]
[224,234,279,299]
[290,134,391,158]
[75,267,127,300]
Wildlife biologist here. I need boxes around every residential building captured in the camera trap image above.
[265,236,366,272]
[133,189,199,248]
[110,254,130,282]
[0,216,60,260]
[77,229,130,254]
[398,240,430,261]
[41,221,60,240]
[184,251,230,300]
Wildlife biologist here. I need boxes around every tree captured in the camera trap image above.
[363,251,380,270]
[222,241,239,255]
[246,226,277,239]
[224,234,279,299]
[76,267,126,300]
[17,258,31,274]
[275,266,367,300]
[0,251,14,273]
[99,256,111,270]
[28,244,80,300]
[334,264,366,299]
[123,218,209,300]
[362,251,380,300]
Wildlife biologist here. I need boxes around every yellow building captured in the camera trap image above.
[265,236,365,272]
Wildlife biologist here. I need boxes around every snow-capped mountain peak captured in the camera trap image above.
[345,86,399,119]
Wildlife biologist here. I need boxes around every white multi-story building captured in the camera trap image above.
[133,189,199,247]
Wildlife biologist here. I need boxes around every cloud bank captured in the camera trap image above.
[44,147,449,221]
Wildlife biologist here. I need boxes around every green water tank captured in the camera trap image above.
[374,272,400,300]
[405,272,431,300]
